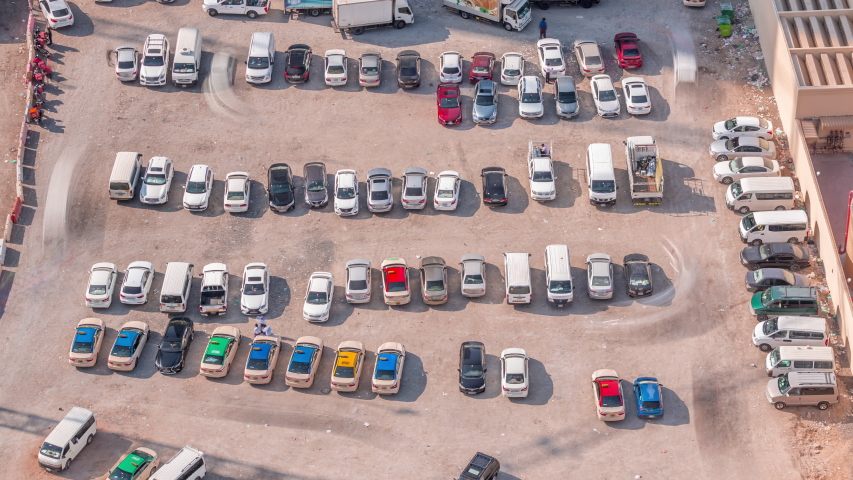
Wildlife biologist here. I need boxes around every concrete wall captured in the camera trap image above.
[797,87,853,117]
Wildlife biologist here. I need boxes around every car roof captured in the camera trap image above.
[636,380,660,401]
[438,83,459,96]
[90,268,114,283]
[734,116,760,127]
[521,75,539,88]
[348,264,368,280]
[738,157,771,167]
[733,136,762,146]
[504,354,526,373]
[291,346,316,364]
[384,265,407,282]
[592,75,614,88]
[337,171,355,188]
[308,276,330,291]
[462,343,484,364]
[404,167,427,176]
[115,330,140,347]
[227,178,247,191]
[74,327,97,344]
[532,157,552,170]
[578,42,599,55]
[249,343,273,360]
[461,253,485,263]
[556,76,576,91]
[188,165,210,181]
[376,352,399,371]
[116,451,150,474]
[597,378,621,397]
[336,350,359,367]
[148,156,170,168]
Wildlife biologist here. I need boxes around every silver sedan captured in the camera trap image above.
[586,253,614,299]
[459,254,486,297]
[472,79,498,125]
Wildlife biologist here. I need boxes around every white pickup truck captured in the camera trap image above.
[199,263,229,315]
[203,0,270,18]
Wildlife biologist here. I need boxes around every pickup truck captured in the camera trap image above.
[625,136,664,206]
[199,263,229,315]
[203,0,269,18]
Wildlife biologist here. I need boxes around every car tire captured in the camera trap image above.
[395,20,406,29]
[207,8,218,16]
[751,239,763,246]
[818,401,829,410]
[716,155,728,162]
[309,8,321,16]
[352,26,365,35]
[582,0,593,6]
[757,314,768,321]
[759,343,773,352]
[719,136,728,140]
[460,10,470,18]
[721,177,733,185]
[747,263,760,271]
[503,22,513,31]
[738,206,750,214]
[86,434,93,445]
[247,10,258,18]
[789,264,801,272]
[787,237,799,244]
[63,459,71,471]
[538,0,550,8]
[774,401,786,410]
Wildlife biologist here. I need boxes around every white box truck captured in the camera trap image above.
[331,0,414,35]
[443,0,532,31]
[625,136,663,206]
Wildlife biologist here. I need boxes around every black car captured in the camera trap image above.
[740,242,811,271]
[396,50,421,88]
[154,317,193,374]
[268,163,295,212]
[459,452,500,480]
[623,254,653,297]
[284,44,312,83]
[303,162,328,208]
[745,267,808,293]
[480,167,508,206]
[458,341,486,394]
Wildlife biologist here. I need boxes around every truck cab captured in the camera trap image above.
[459,452,500,480]
[199,263,229,315]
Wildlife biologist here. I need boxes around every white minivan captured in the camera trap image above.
[765,345,835,377]
[504,252,532,304]
[109,152,142,200]
[739,210,809,245]
[726,177,795,214]
[752,315,828,352]
[150,446,206,480]
[38,407,97,472]
[160,262,194,313]
[544,244,573,306]
[245,32,275,84]
[586,143,617,206]
[172,27,202,86]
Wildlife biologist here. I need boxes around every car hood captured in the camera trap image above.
[183,192,208,206]
[140,183,168,199]
[140,65,166,77]
[306,189,327,203]
[242,294,266,309]
[745,271,759,287]
[270,190,294,206]
[557,101,578,114]
[460,375,486,390]
[438,107,461,121]
[473,103,497,118]
[710,139,729,154]
[399,74,418,83]
[740,247,762,263]
[155,349,182,369]
[531,180,555,194]
[336,197,357,209]
[713,162,734,176]
[303,303,329,316]
[519,102,543,115]
[597,99,620,112]
[712,121,728,136]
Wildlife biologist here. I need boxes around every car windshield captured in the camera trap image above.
[186,181,207,194]
[475,94,494,106]
[89,284,107,295]
[337,187,355,199]
[729,159,744,171]
[123,285,142,294]
[624,48,640,57]
[426,280,444,292]
[505,373,525,384]
[762,317,778,335]
[143,55,164,67]
[386,280,407,293]
[630,275,650,286]
[173,63,195,73]
[730,181,743,197]
[118,60,135,69]
[349,279,368,291]
[306,179,325,192]
[440,97,459,108]
[508,285,530,294]
[601,394,622,407]
[521,92,541,103]
[288,360,311,374]
[724,118,737,130]
[362,66,378,75]
[517,1,530,17]
[327,65,345,74]
[248,56,269,69]
[109,468,133,480]
[443,66,460,75]
[598,89,617,101]
[271,182,292,194]
[641,400,660,409]
[770,348,780,365]
[244,283,265,295]
[111,344,133,357]
[461,364,483,377]
[53,8,69,16]
[375,368,396,381]
[778,375,791,394]
[246,356,269,371]
[335,365,355,377]
[725,138,737,150]
[371,189,389,200]
[72,339,94,354]
[585,55,601,65]
[591,180,615,193]
[473,66,490,73]
[558,91,576,103]
[631,94,648,103]
[742,213,756,231]
[545,58,562,66]
[40,442,62,459]
[307,291,328,304]
[464,274,483,284]
[437,189,454,198]
[760,289,774,307]
[144,174,166,185]
[532,170,553,182]
[405,186,423,197]
[203,353,224,365]
[549,280,572,293]
[227,191,244,200]
[505,68,521,76]
[592,276,610,287]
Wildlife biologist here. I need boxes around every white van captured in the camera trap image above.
[739,210,809,245]
[586,143,617,206]
[38,407,97,472]
[109,152,143,200]
[245,32,275,84]
[765,345,835,377]
[726,177,795,214]
[172,28,202,86]
[544,244,572,306]
[150,446,206,480]
[160,262,194,313]
[752,315,828,352]
[504,252,532,304]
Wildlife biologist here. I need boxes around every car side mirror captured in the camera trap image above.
[457,368,461,372]
[484,368,488,373]
[71,439,77,445]
[244,61,248,65]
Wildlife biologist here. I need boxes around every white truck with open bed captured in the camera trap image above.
[625,136,664,206]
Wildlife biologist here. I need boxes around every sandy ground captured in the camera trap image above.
[0,0,850,478]
[0,1,30,219]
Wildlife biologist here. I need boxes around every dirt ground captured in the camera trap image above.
[1,0,851,478]
[0,1,29,218]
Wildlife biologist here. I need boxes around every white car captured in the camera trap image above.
[39,0,73,28]
[324,49,348,86]
[709,137,776,162]
[119,261,155,305]
[586,253,614,299]
[528,155,556,201]
[345,259,372,303]
[224,172,251,212]
[334,169,359,216]
[359,52,382,87]
[622,77,651,115]
[459,254,486,297]
[590,74,621,118]
[517,76,544,119]
[183,165,214,211]
[85,263,118,308]
[401,167,427,209]
[433,171,461,211]
[573,40,604,77]
[438,51,463,83]
[500,52,525,85]
[713,157,781,185]
[303,272,334,322]
[115,46,138,81]
[501,348,529,397]
[140,34,170,87]
[140,156,174,205]
[241,263,269,315]
[712,116,775,140]
[536,39,566,78]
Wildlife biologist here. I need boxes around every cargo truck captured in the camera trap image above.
[286,0,332,16]
[625,136,664,206]
[199,263,229,315]
[443,0,532,31]
[331,0,414,35]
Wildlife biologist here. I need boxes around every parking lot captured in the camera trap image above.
[0,0,820,478]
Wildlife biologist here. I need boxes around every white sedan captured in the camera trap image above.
[240,263,269,315]
[500,52,525,85]
[39,0,74,28]
[622,77,651,115]
[713,157,780,184]
[517,76,544,119]
[115,46,138,81]
[303,272,334,322]
[591,74,620,118]
[712,116,774,140]
[438,51,463,83]
[224,172,251,213]
[536,38,566,78]
[324,50,348,86]
[85,263,118,308]
[119,261,155,305]
[501,348,529,397]
[709,136,776,162]
[334,169,359,216]
[433,171,461,211]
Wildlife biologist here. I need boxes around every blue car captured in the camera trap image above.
[633,377,664,418]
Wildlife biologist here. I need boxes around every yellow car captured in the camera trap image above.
[201,326,242,378]
[330,341,364,392]
[107,321,149,371]
[285,336,323,388]
[244,335,281,384]
[69,318,105,367]
[107,447,158,480]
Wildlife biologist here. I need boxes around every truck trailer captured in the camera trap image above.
[332,0,414,35]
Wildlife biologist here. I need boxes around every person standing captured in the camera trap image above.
[539,18,547,39]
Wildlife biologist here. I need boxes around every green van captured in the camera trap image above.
[750,286,818,320]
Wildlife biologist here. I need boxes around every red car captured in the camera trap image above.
[436,83,462,126]
[469,51,496,83]
[614,33,642,69]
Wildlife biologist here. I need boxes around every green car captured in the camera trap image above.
[108,448,158,480]
[750,286,818,320]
